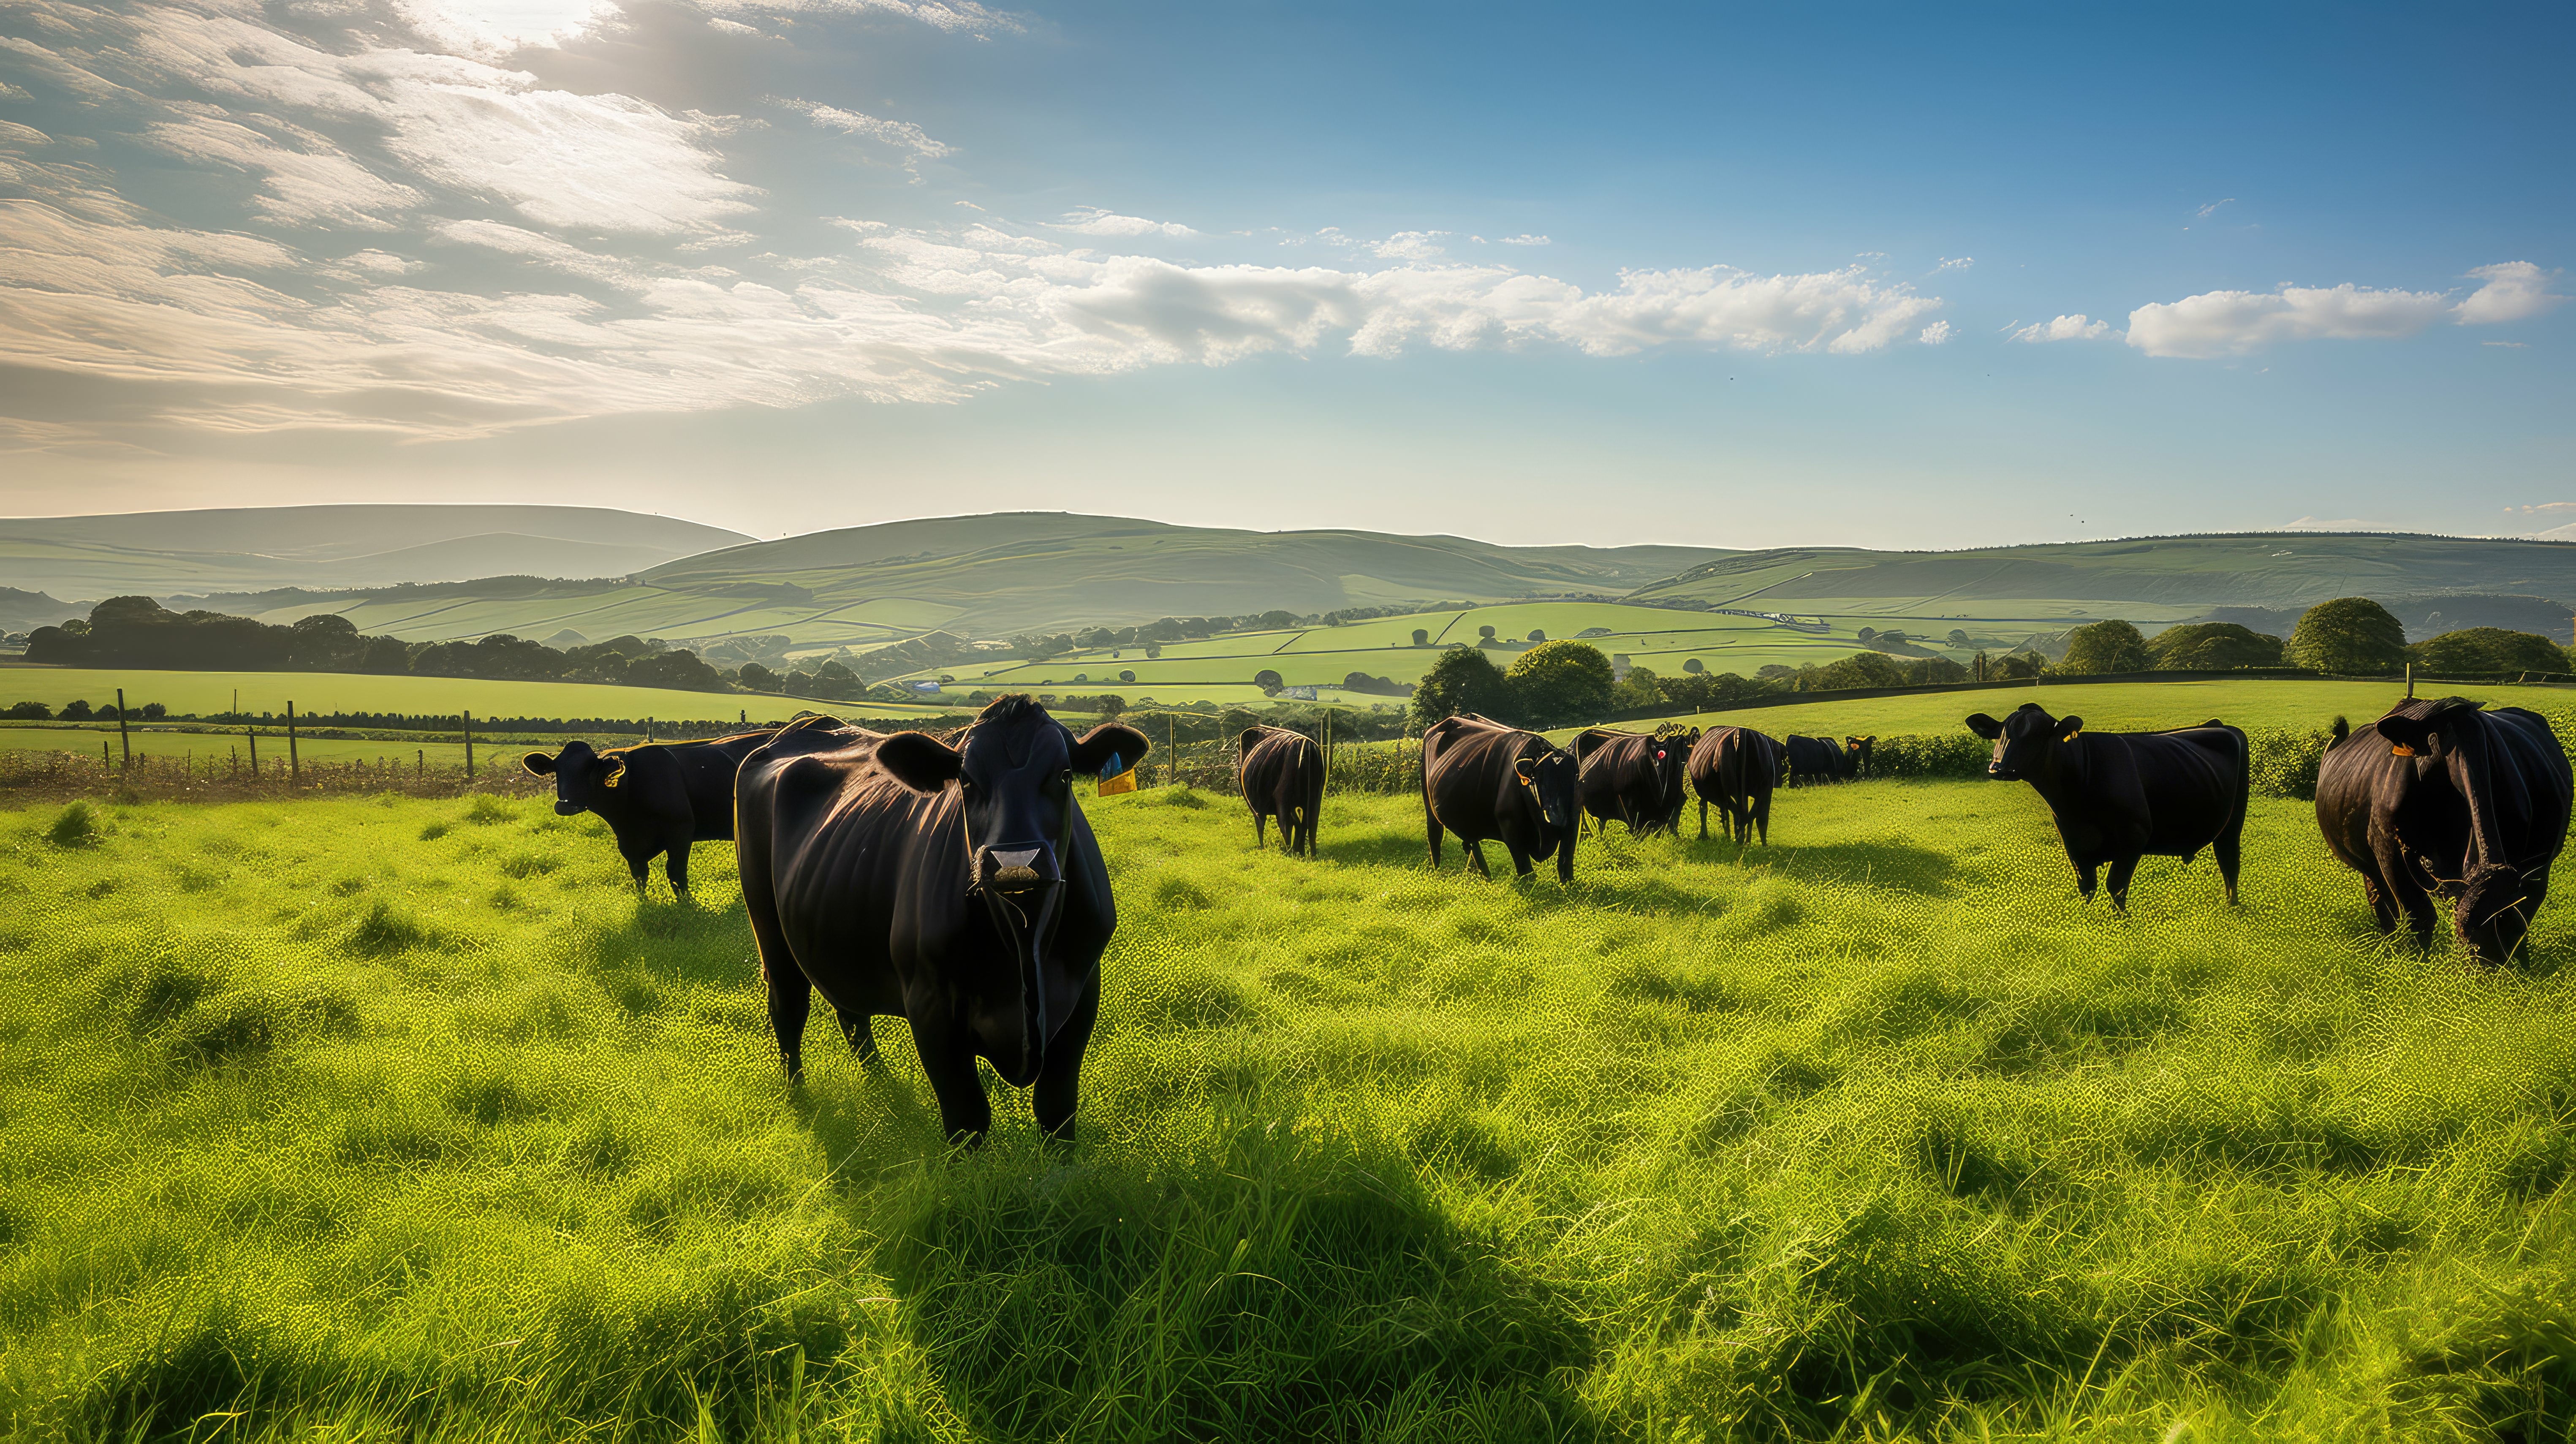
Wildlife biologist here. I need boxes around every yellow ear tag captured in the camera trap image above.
[2390,744,2417,757]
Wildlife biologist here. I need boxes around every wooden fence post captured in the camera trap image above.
[247,724,258,777]
[463,711,475,778]
[116,687,131,770]
[286,702,300,783]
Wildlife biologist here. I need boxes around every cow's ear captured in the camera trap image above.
[2377,712,2432,756]
[2057,716,2084,741]
[521,751,557,776]
[598,755,628,788]
[1071,723,1151,777]
[1965,713,2004,740]
[875,731,963,793]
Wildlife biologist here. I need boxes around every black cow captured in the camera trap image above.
[734,697,1148,1142]
[1966,702,2248,912]
[1421,713,1580,881]
[1690,726,1780,845]
[2315,698,2571,960]
[1239,724,1324,855]
[1572,727,1688,836]
[1785,735,1842,788]
[521,726,791,897]
[1843,735,1876,778]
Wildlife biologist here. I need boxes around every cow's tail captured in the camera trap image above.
[2331,715,2350,745]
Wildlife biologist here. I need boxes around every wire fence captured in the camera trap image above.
[0,746,547,804]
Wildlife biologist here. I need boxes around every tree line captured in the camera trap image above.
[2049,600,2574,678]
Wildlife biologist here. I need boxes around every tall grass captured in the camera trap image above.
[3,782,2574,1440]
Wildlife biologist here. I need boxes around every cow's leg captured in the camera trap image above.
[913,1019,993,1146]
[1467,840,1491,878]
[1505,841,1535,878]
[761,952,813,1083]
[1253,810,1267,849]
[1556,835,1574,884]
[2213,820,2244,907]
[2104,856,2141,916]
[2073,860,2100,902]
[663,835,693,901]
[1755,796,1771,847]
[836,1009,880,1064]
[1033,982,1101,1143]
[620,841,656,895]
[1697,797,1708,841]
[2358,868,2399,934]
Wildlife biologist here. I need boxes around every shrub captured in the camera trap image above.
[2247,728,2333,800]
[1502,640,1614,728]
[48,801,100,847]
[1868,734,1990,779]
[2059,620,2152,674]
[2410,627,2568,677]
[1408,647,1511,729]
[2151,622,2285,670]
[2287,597,2407,674]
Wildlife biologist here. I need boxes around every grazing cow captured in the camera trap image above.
[1843,735,1877,778]
[2315,698,2571,960]
[734,697,1148,1142]
[1785,735,1842,788]
[1572,727,1688,836]
[1421,713,1581,882]
[521,726,794,897]
[1690,726,1780,845]
[1239,724,1324,856]
[1966,703,2248,912]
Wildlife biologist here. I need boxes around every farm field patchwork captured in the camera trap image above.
[0,668,956,725]
[6,780,2576,1439]
[1625,678,2576,742]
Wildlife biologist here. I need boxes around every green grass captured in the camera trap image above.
[7,779,2576,1440]
[0,726,479,767]
[1619,677,2576,741]
[0,668,954,725]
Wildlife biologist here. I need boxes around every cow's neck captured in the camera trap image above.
[2021,737,2086,814]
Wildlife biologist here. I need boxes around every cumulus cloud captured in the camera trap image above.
[2126,283,2451,358]
[1933,256,1972,272]
[1050,208,1199,239]
[1372,231,1448,261]
[1496,234,1549,246]
[1918,321,1951,345]
[2011,314,2110,343]
[2453,261,2564,326]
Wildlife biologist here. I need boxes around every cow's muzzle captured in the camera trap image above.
[554,799,585,816]
[1986,765,2020,781]
[973,841,1067,1087]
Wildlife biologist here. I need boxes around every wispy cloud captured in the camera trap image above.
[773,97,953,177]
[2011,314,2109,343]
[1050,207,1199,239]
[1496,234,1549,246]
[1933,256,1972,272]
[2194,198,2235,220]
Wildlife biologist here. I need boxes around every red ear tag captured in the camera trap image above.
[1656,750,1666,760]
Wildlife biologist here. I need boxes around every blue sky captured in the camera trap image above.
[0,0,2565,548]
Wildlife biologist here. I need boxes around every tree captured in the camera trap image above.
[1526,628,1547,643]
[1812,651,1906,689]
[1682,658,1705,673]
[1612,665,1663,710]
[1947,629,1971,648]
[1503,640,1614,728]
[1254,669,1285,694]
[1407,646,1510,729]
[2058,619,2152,674]
[2150,622,2284,671]
[736,662,782,692]
[1410,628,1430,646]
[2411,627,2569,676]
[1477,625,1497,641]
[2287,598,2407,674]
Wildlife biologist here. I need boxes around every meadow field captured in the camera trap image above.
[0,668,951,726]
[6,773,2576,1441]
[1636,678,2576,742]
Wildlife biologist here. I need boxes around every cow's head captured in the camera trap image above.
[873,696,1149,1082]
[521,740,625,816]
[2377,698,2532,959]
[1514,745,1580,831]
[1966,704,2080,781]
[1847,735,1876,772]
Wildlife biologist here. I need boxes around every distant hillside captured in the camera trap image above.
[639,513,1728,636]
[0,505,753,598]
[1627,533,2576,630]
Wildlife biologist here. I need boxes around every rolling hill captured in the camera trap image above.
[0,505,753,599]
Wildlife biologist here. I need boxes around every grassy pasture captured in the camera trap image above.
[0,668,954,725]
[7,779,2576,1441]
[0,726,478,767]
[1626,678,2576,742]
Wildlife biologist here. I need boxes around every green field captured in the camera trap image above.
[0,667,953,725]
[8,778,2576,1439]
[0,726,480,768]
[1620,678,2576,742]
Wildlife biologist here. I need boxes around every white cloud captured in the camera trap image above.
[1050,208,1199,239]
[141,114,421,228]
[697,0,1026,37]
[1372,230,1448,261]
[2453,261,2564,326]
[395,0,618,60]
[1933,256,1972,272]
[1497,234,1549,246]
[774,98,954,159]
[2485,340,2530,348]
[706,16,765,34]
[2278,516,2369,530]
[2011,314,2110,343]
[1917,321,1951,345]
[2126,282,2451,358]
[2194,199,2235,220]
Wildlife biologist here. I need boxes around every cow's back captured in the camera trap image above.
[2086,725,2247,854]
[1424,717,1525,831]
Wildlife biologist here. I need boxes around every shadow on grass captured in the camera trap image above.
[868,1117,1600,1444]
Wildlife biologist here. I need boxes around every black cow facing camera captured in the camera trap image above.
[1421,713,1580,882]
[734,697,1149,1144]
[522,726,796,897]
[1965,702,2248,913]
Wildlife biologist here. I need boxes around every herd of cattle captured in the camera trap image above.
[519,693,2571,1142]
